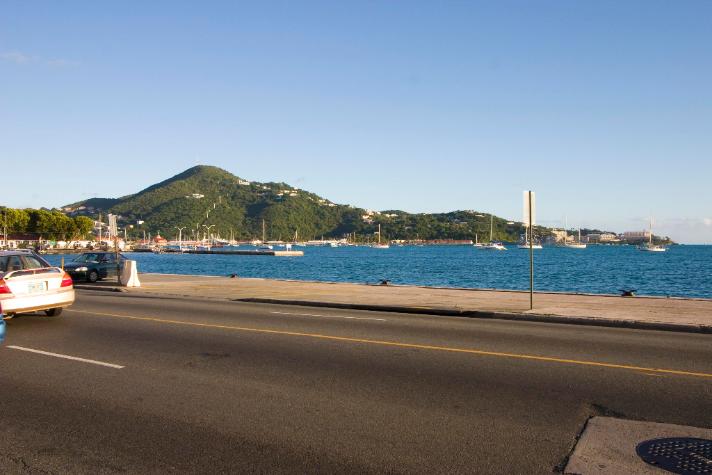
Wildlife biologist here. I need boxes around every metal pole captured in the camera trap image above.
[115,234,120,284]
[528,191,534,310]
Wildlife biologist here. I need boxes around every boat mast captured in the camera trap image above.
[490,215,494,242]
[262,219,266,243]
[565,216,568,244]
[378,224,381,245]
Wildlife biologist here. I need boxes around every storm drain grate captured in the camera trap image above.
[636,437,712,474]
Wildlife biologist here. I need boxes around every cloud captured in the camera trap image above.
[45,58,78,67]
[652,217,712,244]
[0,51,32,64]
[0,51,77,67]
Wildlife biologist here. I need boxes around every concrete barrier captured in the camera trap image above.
[120,260,141,287]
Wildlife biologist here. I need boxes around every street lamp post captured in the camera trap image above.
[202,224,215,248]
[175,226,186,250]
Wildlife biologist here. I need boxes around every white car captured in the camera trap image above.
[0,250,75,316]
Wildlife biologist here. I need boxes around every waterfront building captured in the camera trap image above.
[623,230,652,243]
[586,233,619,243]
[551,229,567,243]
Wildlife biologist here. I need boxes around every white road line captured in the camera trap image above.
[270,311,386,322]
[7,345,125,369]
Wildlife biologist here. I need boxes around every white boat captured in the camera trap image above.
[517,224,542,249]
[473,233,483,248]
[639,244,666,252]
[373,224,390,249]
[564,226,587,249]
[480,215,507,250]
[483,241,507,251]
[639,218,667,252]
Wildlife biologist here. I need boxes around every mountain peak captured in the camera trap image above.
[164,165,234,182]
[62,165,523,242]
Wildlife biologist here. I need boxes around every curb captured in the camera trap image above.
[73,287,712,334]
[74,285,127,293]
[138,273,712,302]
[235,298,712,334]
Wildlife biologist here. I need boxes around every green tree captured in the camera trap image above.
[73,216,94,239]
[0,207,30,233]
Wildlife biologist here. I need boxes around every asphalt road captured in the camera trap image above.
[1,291,711,474]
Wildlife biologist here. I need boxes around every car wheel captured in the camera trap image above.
[87,270,99,283]
[45,308,63,317]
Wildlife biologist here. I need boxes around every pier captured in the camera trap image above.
[170,249,304,257]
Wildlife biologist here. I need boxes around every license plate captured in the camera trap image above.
[27,281,46,294]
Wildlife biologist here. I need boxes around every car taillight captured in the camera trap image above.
[60,273,73,288]
[0,279,11,294]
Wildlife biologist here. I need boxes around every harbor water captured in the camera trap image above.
[46,245,712,299]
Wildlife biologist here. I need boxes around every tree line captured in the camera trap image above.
[1,207,94,241]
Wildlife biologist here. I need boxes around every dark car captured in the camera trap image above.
[64,252,126,283]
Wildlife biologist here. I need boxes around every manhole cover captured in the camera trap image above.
[636,438,712,474]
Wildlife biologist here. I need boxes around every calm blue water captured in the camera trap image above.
[45,245,712,299]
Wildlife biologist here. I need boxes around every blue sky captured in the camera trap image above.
[1,1,711,243]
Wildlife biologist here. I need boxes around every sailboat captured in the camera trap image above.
[517,225,543,249]
[562,218,586,249]
[565,229,587,249]
[481,215,507,250]
[258,219,273,250]
[372,224,390,249]
[473,233,483,248]
[639,218,667,252]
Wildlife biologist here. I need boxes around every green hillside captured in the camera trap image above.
[63,165,534,242]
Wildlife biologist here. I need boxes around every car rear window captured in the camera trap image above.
[21,255,48,269]
[0,255,23,272]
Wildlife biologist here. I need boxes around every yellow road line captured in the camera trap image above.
[66,309,712,379]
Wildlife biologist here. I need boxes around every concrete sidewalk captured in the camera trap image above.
[78,273,712,333]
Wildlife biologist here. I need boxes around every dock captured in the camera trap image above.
[163,249,304,256]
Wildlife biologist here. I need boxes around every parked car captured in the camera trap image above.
[64,251,126,283]
[0,249,75,317]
